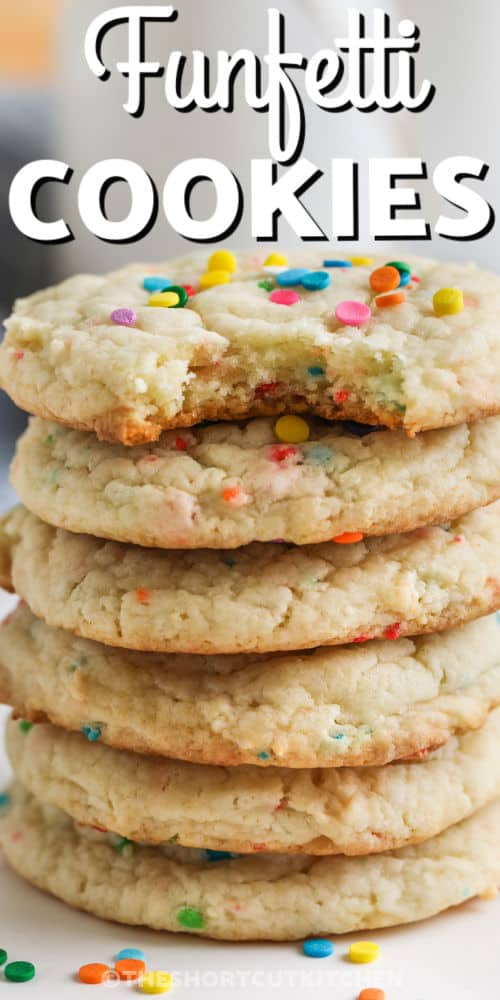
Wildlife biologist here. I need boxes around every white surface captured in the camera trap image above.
[0,589,499,997]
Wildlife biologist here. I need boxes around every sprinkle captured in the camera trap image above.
[480,886,499,900]
[275,415,310,444]
[167,285,188,307]
[348,942,380,964]
[5,962,36,984]
[303,938,334,959]
[175,436,187,451]
[182,284,196,297]
[136,588,151,605]
[222,485,245,505]
[270,444,298,463]
[141,972,173,995]
[334,389,350,404]
[349,256,373,266]
[13,350,24,361]
[335,301,371,327]
[81,724,101,742]
[257,750,271,761]
[433,287,464,316]
[353,635,369,643]
[276,268,310,287]
[255,381,280,397]
[333,532,364,544]
[398,269,411,287]
[375,291,405,308]
[200,269,232,289]
[359,990,386,1000]
[143,276,172,292]
[0,949,7,966]
[114,836,133,855]
[270,289,301,306]
[412,274,421,283]
[305,445,333,465]
[369,266,400,294]
[148,291,180,308]
[110,308,137,326]
[384,622,402,640]
[307,365,325,378]
[177,906,205,929]
[78,963,112,985]
[264,252,288,267]
[258,280,275,292]
[202,849,238,862]
[208,249,237,273]
[301,271,331,291]
[18,720,33,733]
[225,558,236,568]
[0,793,11,812]
[45,434,54,446]
[116,948,146,963]
[114,959,146,981]
[323,259,352,268]
[386,259,411,276]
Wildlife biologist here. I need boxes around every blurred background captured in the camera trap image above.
[0,0,499,494]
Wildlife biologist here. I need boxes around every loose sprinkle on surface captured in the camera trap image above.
[110,308,137,326]
[335,301,371,326]
[348,942,381,964]
[114,959,146,981]
[116,948,146,962]
[359,990,386,1000]
[0,949,7,966]
[5,962,36,983]
[141,971,173,995]
[303,938,334,959]
[78,963,111,985]
[275,415,310,444]
[177,906,205,930]
[433,287,464,316]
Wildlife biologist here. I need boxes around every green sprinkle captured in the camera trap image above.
[386,260,411,275]
[0,949,7,966]
[307,365,325,378]
[114,836,133,855]
[258,280,275,292]
[45,434,54,447]
[5,962,35,983]
[177,906,205,930]
[18,720,33,734]
[81,723,102,742]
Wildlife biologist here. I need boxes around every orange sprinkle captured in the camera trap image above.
[334,389,351,404]
[114,959,146,981]
[78,963,111,985]
[369,265,400,294]
[359,990,386,1000]
[222,486,242,503]
[375,291,406,308]
[333,532,364,544]
[136,588,151,605]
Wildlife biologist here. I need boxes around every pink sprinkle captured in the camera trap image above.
[270,445,298,463]
[411,274,421,283]
[453,534,464,543]
[335,300,372,327]
[270,289,301,306]
[13,350,24,361]
[10,831,23,843]
[111,308,137,326]
[352,635,369,644]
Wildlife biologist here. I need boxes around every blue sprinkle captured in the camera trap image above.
[81,724,102,742]
[202,849,239,863]
[302,271,331,291]
[329,732,345,741]
[323,259,352,268]
[303,938,334,959]
[257,751,271,761]
[276,268,310,288]
[116,948,146,963]
[0,792,10,811]
[307,365,326,378]
[305,445,333,466]
[143,276,172,292]
[398,270,411,287]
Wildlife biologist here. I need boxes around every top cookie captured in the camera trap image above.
[1,250,499,443]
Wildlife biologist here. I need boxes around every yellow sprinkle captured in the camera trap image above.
[274,415,310,444]
[148,291,180,308]
[141,971,173,995]
[208,250,237,273]
[349,256,374,267]
[433,287,464,317]
[348,942,380,964]
[480,886,498,900]
[264,252,288,267]
[200,270,232,289]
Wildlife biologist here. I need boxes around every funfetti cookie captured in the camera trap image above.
[8,709,500,856]
[2,604,500,768]
[1,251,500,443]
[1,505,500,654]
[11,414,500,549]
[2,785,500,941]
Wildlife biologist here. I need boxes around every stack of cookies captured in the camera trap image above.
[0,249,500,941]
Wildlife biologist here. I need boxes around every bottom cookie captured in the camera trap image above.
[1,784,499,941]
